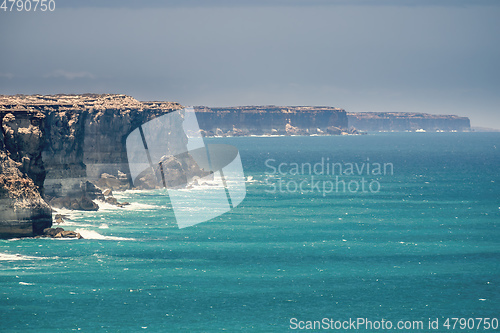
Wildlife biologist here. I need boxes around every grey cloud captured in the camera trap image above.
[44,70,96,80]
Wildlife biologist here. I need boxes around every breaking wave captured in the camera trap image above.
[74,228,135,241]
[0,253,47,261]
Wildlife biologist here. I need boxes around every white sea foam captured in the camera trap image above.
[173,181,220,193]
[121,189,146,194]
[75,228,135,241]
[116,188,166,197]
[249,134,286,137]
[51,209,92,228]
[124,202,157,211]
[51,208,81,220]
[93,200,157,212]
[94,200,122,211]
[56,220,94,228]
[0,253,46,261]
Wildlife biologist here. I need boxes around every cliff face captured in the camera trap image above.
[0,108,52,237]
[347,112,471,132]
[0,94,183,238]
[83,99,185,183]
[0,149,52,238]
[1,95,183,198]
[195,106,349,136]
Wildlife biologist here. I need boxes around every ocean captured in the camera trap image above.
[1,133,499,332]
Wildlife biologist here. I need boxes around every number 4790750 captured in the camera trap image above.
[0,0,55,12]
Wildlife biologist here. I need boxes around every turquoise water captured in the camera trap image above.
[1,133,499,332]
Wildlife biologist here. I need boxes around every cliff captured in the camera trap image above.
[195,106,349,136]
[0,107,52,237]
[0,147,52,238]
[347,112,471,132]
[0,94,183,238]
[1,94,470,238]
[1,97,349,238]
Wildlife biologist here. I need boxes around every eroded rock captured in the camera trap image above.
[49,195,99,211]
[43,227,82,239]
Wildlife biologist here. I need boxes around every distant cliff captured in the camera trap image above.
[347,112,471,132]
[195,106,349,136]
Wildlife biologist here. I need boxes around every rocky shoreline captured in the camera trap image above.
[38,227,83,239]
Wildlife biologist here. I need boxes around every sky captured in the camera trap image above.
[1,0,499,128]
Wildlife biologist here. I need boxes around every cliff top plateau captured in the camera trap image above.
[0,94,181,113]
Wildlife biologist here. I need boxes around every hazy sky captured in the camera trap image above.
[1,0,499,128]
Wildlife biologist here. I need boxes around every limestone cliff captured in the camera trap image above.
[0,94,471,238]
[195,106,349,136]
[347,112,471,132]
[0,108,52,237]
[1,95,183,198]
[0,149,52,237]
[0,94,183,238]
